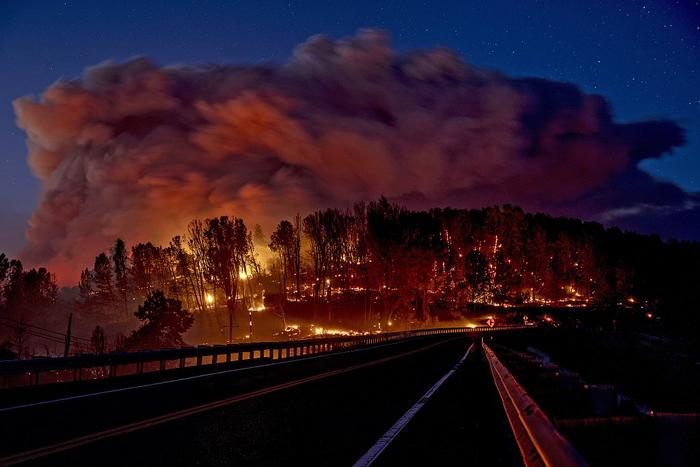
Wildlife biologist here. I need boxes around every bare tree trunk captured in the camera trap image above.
[295,213,301,299]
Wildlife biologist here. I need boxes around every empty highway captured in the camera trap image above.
[0,333,525,466]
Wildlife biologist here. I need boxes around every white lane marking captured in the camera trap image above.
[0,336,436,413]
[353,342,475,467]
[0,339,458,466]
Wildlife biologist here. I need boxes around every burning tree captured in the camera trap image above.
[201,216,256,341]
[19,197,695,348]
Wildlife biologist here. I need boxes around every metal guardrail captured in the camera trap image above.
[482,341,589,467]
[0,325,531,388]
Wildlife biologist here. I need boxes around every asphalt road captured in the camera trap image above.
[0,334,521,466]
[373,344,521,467]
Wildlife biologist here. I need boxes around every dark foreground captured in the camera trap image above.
[5,327,696,466]
[0,335,522,466]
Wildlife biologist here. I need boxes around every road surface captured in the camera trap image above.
[0,334,521,466]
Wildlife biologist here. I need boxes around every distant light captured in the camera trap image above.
[205,293,215,305]
[239,270,248,280]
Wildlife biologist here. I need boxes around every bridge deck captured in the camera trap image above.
[1,335,516,466]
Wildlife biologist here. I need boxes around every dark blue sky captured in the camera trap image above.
[1,0,698,256]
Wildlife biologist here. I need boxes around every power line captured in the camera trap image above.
[0,316,90,342]
[0,322,91,353]
[0,323,90,353]
[0,322,64,345]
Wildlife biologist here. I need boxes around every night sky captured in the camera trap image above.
[1,0,699,259]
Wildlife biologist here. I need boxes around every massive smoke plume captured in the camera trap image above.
[14,29,696,283]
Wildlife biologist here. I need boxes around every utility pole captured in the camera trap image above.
[63,313,73,357]
[16,317,25,360]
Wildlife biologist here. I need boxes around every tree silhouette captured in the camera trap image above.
[0,253,9,285]
[91,325,105,354]
[111,238,129,317]
[125,291,193,350]
[93,253,115,314]
[269,220,295,299]
[202,216,255,341]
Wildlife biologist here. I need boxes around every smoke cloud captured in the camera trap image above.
[14,29,695,283]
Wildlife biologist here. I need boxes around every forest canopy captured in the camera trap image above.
[1,200,699,356]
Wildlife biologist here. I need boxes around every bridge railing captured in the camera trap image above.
[0,325,530,388]
[483,340,588,467]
